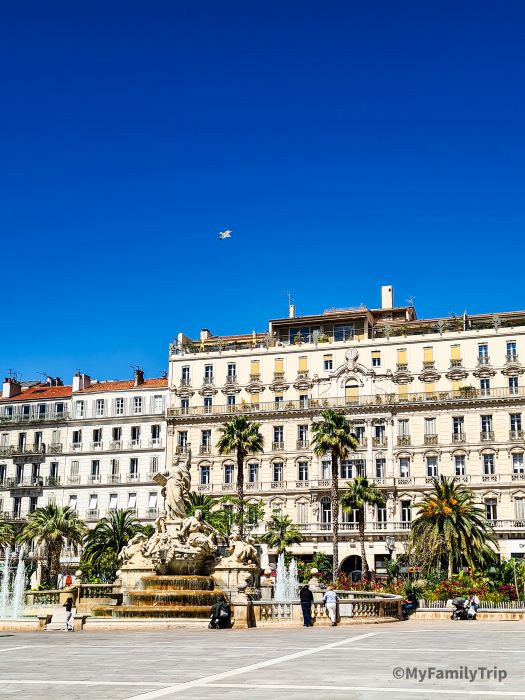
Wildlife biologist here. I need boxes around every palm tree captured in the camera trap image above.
[186,491,230,536]
[311,410,358,582]
[341,476,385,581]
[0,519,14,549]
[18,505,86,588]
[262,514,302,554]
[410,475,498,577]
[216,416,264,536]
[82,508,143,581]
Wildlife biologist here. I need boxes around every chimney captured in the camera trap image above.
[381,285,394,310]
[134,368,144,386]
[72,373,91,392]
[200,329,212,341]
[288,304,296,319]
[2,378,21,399]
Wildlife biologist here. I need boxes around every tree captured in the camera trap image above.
[0,519,14,549]
[186,491,230,536]
[81,508,143,582]
[341,476,385,581]
[18,505,86,588]
[311,410,358,582]
[262,514,302,554]
[216,416,264,536]
[410,475,498,577]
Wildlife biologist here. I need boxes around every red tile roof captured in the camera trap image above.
[0,385,72,402]
[77,378,168,393]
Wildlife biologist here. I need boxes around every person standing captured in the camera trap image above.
[323,585,338,626]
[299,585,314,627]
[63,596,74,631]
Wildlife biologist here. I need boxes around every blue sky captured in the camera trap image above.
[1,1,524,382]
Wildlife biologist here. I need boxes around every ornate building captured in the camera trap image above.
[167,286,525,574]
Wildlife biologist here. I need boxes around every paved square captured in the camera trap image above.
[0,620,524,699]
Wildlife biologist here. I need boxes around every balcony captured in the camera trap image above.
[296,440,309,450]
[452,432,466,443]
[506,354,519,364]
[145,507,159,518]
[245,481,261,491]
[396,363,408,371]
[1,511,25,523]
[47,443,63,454]
[126,473,140,483]
[249,373,261,382]
[397,436,411,447]
[297,371,310,380]
[356,437,367,448]
[148,438,162,449]
[225,374,237,384]
[70,442,82,451]
[199,444,212,454]
[480,431,495,441]
[296,479,310,489]
[128,440,141,449]
[175,445,190,454]
[482,474,499,483]
[7,478,43,488]
[423,361,435,369]
[272,441,284,451]
[90,441,103,450]
[273,372,285,381]
[0,410,69,426]
[450,359,463,368]
[511,472,525,481]
[424,434,438,445]
[271,480,285,489]
[45,476,61,486]
[478,356,491,365]
[202,376,214,386]
[67,475,80,484]
[372,436,387,448]
[108,474,121,484]
[510,430,523,442]
[12,444,46,456]
[197,483,211,492]
[109,440,122,449]
[86,509,99,521]
[180,378,191,387]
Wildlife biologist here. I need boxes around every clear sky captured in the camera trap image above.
[1,1,524,383]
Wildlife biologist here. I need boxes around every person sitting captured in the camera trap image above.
[402,592,419,620]
[209,598,231,629]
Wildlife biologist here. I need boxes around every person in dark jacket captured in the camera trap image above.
[300,585,314,627]
[210,598,231,629]
[63,596,74,631]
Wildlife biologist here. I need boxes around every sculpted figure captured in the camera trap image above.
[179,509,218,557]
[221,526,259,566]
[162,449,192,519]
[144,511,169,556]
[119,533,148,564]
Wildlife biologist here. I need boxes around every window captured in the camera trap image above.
[75,401,84,418]
[204,364,213,381]
[401,500,411,523]
[374,424,385,441]
[273,462,283,482]
[371,350,381,367]
[480,378,491,396]
[320,497,331,523]
[509,376,519,395]
[148,492,158,509]
[321,460,330,479]
[181,366,190,383]
[481,415,493,434]
[341,460,352,479]
[200,465,210,484]
[248,463,258,483]
[423,347,434,366]
[483,454,495,475]
[0,433,7,447]
[91,460,100,478]
[153,395,164,413]
[354,425,365,445]
[178,431,188,448]
[13,497,21,518]
[515,497,525,521]
[227,363,236,379]
[323,354,333,371]
[224,464,234,484]
[89,494,98,511]
[510,413,522,432]
[151,424,161,441]
[227,394,236,408]
[70,460,79,476]
[376,505,387,523]
[72,430,82,447]
[512,453,524,474]
[454,455,465,476]
[485,498,497,521]
[398,419,410,437]
[34,431,43,447]
[31,463,40,483]
[150,455,159,472]
[273,426,284,446]
[452,416,464,435]
[375,458,385,479]
[203,396,212,413]
[111,459,119,476]
[49,462,58,479]
[201,429,211,450]
[478,344,489,361]
[424,417,436,435]
[507,341,517,360]
[128,493,137,509]
[92,428,102,445]
[115,397,124,415]
[297,424,308,445]
[95,399,105,417]
[334,324,354,341]
[109,494,118,510]
[133,396,143,414]
[297,502,308,524]
[129,458,139,477]
[68,495,77,510]
[345,381,359,404]
[55,402,64,416]
[181,398,189,413]
[298,461,309,481]
[131,426,141,444]
[399,458,410,478]
[250,360,260,379]
[426,456,438,477]
[299,393,309,407]
[112,427,122,443]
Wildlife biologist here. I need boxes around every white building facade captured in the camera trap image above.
[167,286,525,573]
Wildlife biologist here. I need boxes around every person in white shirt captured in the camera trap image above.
[323,585,338,626]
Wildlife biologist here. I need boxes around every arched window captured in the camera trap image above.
[345,381,359,405]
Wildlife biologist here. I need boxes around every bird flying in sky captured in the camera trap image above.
[218,230,232,240]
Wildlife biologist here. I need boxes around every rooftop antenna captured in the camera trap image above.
[406,296,415,307]
[6,369,19,381]
[285,290,293,307]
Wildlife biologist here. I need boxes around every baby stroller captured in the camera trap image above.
[451,597,476,620]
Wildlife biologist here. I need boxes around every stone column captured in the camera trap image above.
[386,416,395,478]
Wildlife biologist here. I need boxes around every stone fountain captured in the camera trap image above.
[93,450,260,622]
[0,545,27,620]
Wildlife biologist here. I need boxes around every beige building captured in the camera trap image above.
[167,286,525,574]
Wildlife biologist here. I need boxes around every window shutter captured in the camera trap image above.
[251,393,259,404]
[425,382,436,394]
[451,345,461,361]
[397,349,407,364]
[274,358,284,373]
[452,380,461,392]
[250,360,260,376]
[423,347,433,363]
[398,384,408,398]
[371,350,380,360]
[298,356,308,372]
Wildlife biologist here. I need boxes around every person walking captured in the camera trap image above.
[63,596,74,631]
[323,584,338,626]
[299,585,314,627]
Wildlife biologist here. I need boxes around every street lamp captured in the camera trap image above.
[385,536,395,556]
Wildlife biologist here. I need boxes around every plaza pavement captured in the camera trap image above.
[0,620,524,699]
